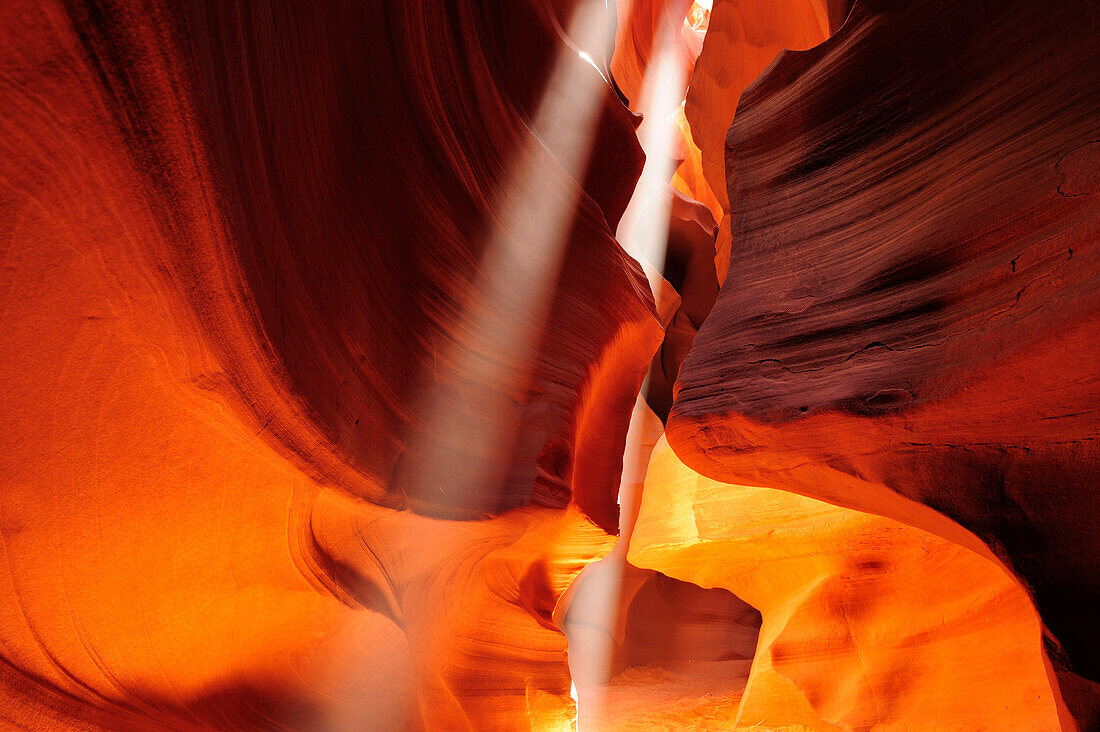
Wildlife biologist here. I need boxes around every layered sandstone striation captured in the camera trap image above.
[630,438,1070,730]
[1,0,1098,729]
[667,0,1100,726]
[0,0,660,728]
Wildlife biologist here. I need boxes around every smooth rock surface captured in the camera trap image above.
[670,0,1100,722]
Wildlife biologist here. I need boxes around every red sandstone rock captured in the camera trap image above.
[2,0,1098,728]
[630,438,1071,730]
[683,0,830,212]
[668,0,1100,725]
[610,0,697,110]
[0,0,659,727]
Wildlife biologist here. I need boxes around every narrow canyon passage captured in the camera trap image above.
[1,0,1098,731]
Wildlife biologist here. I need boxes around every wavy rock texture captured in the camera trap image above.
[611,2,724,235]
[631,438,1070,730]
[168,0,655,526]
[680,0,836,291]
[640,187,720,421]
[610,0,695,108]
[683,0,831,213]
[0,0,661,728]
[668,0,1100,726]
[2,0,1099,728]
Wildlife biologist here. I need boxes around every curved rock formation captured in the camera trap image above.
[631,438,1072,730]
[2,0,1098,728]
[668,0,1100,725]
[0,0,659,727]
[683,0,830,213]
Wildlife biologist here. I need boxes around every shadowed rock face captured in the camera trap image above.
[684,0,831,214]
[1,0,1098,729]
[630,437,1071,730]
[669,0,1100,714]
[166,0,655,525]
[0,0,660,728]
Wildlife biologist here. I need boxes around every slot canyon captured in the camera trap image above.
[1,0,1098,729]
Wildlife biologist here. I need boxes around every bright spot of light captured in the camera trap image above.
[572,678,580,726]
[399,0,613,514]
[577,51,609,83]
[616,8,688,283]
[564,7,690,732]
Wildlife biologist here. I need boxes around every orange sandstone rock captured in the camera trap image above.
[0,0,658,727]
[671,0,1100,725]
[630,438,1071,730]
[684,0,830,212]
